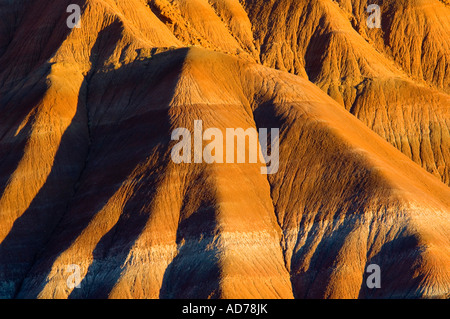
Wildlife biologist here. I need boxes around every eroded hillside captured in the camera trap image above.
[0,0,449,299]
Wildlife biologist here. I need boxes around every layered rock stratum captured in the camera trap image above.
[0,0,449,299]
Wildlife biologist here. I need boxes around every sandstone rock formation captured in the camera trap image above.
[0,0,448,299]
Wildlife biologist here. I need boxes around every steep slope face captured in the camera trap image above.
[251,69,450,298]
[147,0,260,61]
[5,44,450,299]
[246,0,450,94]
[242,0,450,185]
[0,0,90,298]
[0,0,449,299]
[16,48,294,299]
[335,0,450,94]
[143,0,450,185]
[0,0,182,298]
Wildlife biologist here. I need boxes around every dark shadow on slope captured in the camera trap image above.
[0,25,91,297]
[358,232,423,299]
[252,100,295,296]
[6,31,189,298]
[0,0,88,89]
[253,100,384,299]
[0,69,89,299]
[23,52,189,298]
[0,0,91,213]
[4,21,124,299]
[67,107,175,299]
[303,16,333,84]
[71,166,222,299]
[289,214,360,299]
[0,0,90,198]
[69,48,197,299]
[159,170,222,299]
[0,81,45,201]
[289,174,377,298]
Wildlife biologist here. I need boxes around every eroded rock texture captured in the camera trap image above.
[0,0,449,299]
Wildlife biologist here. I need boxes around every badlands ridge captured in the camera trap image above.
[0,0,449,298]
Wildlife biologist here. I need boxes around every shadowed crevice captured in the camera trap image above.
[160,169,222,299]
[14,46,190,298]
[358,232,424,299]
[67,109,174,299]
